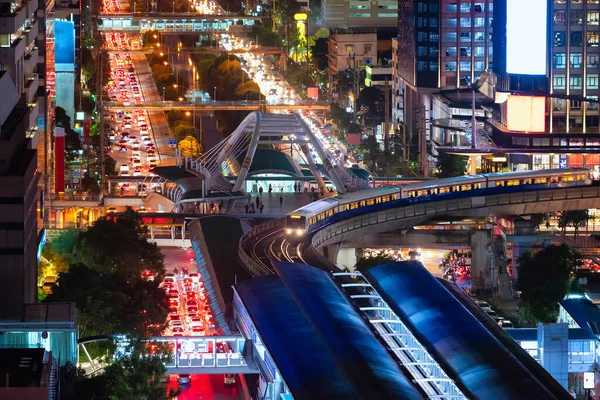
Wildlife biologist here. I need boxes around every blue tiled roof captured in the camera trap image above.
[273,262,424,400]
[234,275,359,399]
[363,261,569,400]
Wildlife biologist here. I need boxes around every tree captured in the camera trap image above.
[436,152,467,178]
[82,173,100,193]
[60,340,179,400]
[104,156,117,176]
[311,37,329,72]
[173,124,196,141]
[74,208,165,278]
[45,228,80,268]
[558,210,590,239]
[46,264,168,337]
[55,106,82,162]
[234,81,261,98]
[357,86,385,127]
[354,254,396,272]
[517,244,578,323]
[177,135,202,159]
[217,59,241,74]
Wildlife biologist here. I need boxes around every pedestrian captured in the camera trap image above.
[248,193,251,205]
[279,195,283,206]
[280,186,284,193]
[259,204,264,214]
[255,196,260,208]
[259,186,263,196]
[245,204,249,214]
[304,185,308,193]
[293,183,297,192]
[120,186,125,196]
[210,203,214,213]
[268,184,273,194]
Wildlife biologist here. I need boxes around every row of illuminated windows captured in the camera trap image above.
[553,53,599,68]
[553,74,599,89]
[554,31,599,47]
[445,2,491,13]
[417,32,439,43]
[444,32,491,43]
[513,137,600,147]
[556,0,599,4]
[406,183,484,197]
[445,17,492,28]
[553,98,599,111]
[445,46,492,57]
[553,10,599,26]
[339,194,397,212]
[494,174,586,186]
[445,61,486,72]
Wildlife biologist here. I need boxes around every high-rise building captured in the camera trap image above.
[321,0,398,28]
[0,0,45,318]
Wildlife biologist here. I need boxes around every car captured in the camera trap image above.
[178,374,191,385]
[169,299,180,307]
[188,273,200,282]
[168,314,181,322]
[131,141,140,150]
[499,320,514,328]
[187,312,198,321]
[119,164,129,173]
[224,374,235,387]
[476,300,491,308]
[185,291,196,299]
[192,326,205,335]
[168,307,178,315]
[187,306,199,314]
[108,133,116,140]
[106,206,117,213]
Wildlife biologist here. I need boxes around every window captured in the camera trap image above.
[588,32,599,47]
[446,18,457,27]
[430,47,439,57]
[418,31,428,42]
[554,74,566,89]
[460,47,471,56]
[430,3,438,12]
[554,98,566,111]
[364,44,372,53]
[417,46,427,56]
[570,53,583,68]
[474,17,485,27]
[554,10,566,25]
[571,74,583,89]
[588,11,599,25]
[572,31,583,46]
[417,17,427,27]
[460,18,471,27]
[460,2,470,12]
[345,45,354,52]
[571,100,582,109]
[417,2,427,12]
[474,61,485,71]
[474,32,485,41]
[417,61,427,71]
[588,54,599,67]
[430,33,439,41]
[446,47,457,56]
[446,3,457,12]
[554,52,566,68]
[446,61,457,71]
[588,74,599,89]
[430,18,439,28]
[460,61,471,71]
[460,32,471,42]
[474,46,485,56]
[572,11,583,25]
[430,62,438,71]
[588,96,599,109]
[554,31,566,46]
[474,3,484,12]
[446,32,457,42]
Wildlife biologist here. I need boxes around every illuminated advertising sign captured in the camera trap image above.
[54,20,75,70]
[506,95,546,132]
[506,0,547,75]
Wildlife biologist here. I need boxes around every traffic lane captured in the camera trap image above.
[167,374,243,400]
[162,246,197,274]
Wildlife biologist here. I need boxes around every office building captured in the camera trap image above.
[0,348,59,400]
[0,0,46,318]
[321,0,397,28]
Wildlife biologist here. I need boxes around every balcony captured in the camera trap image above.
[0,36,25,65]
[23,46,38,76]
[0,6,27,35]
[24,74,39,104]
[23,18,37,45]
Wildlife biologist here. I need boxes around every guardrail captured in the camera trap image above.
[48,193,103,202]
[238,218,283,276]
[311,185,600,250]
[104,100,329,108]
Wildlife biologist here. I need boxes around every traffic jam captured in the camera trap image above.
[104,33,158,190]
[160,269,216,338]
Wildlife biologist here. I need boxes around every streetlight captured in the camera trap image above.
[163,61,168,66]
[162,87,166,101]
[213,86,217,101]
[172,1,175,12]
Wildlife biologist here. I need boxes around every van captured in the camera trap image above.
[42,276,57,294]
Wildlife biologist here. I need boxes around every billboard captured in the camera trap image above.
[506,95,546,132]
[54,19,75,70]
[506,0,547,75]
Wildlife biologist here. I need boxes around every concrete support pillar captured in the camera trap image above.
[299,143,327,195]
[171,225,175,239]
[150,226,155,241]
[471,230,491,293]
[337,247,358,271]
[468,155,477,175]
[323,243,341,265]
[538,323,569,390]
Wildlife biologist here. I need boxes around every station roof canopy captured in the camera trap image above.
[560,295,600,334]
[237,148,299,176]
[362,261,570,400]
[234,263,425,400]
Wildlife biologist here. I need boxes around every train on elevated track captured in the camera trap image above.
[285,168,592,236]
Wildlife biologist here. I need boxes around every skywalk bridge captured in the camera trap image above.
[103,100,330,111]
[97,13,261,33]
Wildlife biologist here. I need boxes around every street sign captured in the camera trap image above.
[584,372,595,389]
[168,137,177,148]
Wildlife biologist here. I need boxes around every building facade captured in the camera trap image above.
[0,0,45,318]
[321,0,397,28]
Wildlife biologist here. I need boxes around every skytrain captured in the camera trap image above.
[285,168,592,236]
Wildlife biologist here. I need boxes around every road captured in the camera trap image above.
[160,246,244,399]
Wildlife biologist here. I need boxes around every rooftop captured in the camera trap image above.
[0,348,46,387]
[560,296,600,334]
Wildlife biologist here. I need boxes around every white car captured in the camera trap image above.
[131,141,140,150]
[119,164,129,173]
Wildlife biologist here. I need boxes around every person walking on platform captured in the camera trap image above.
[259,186,263,196]
[268,184,273,194]
[255,196,260,208]
[259,203,264,214]
[279,195,283,206]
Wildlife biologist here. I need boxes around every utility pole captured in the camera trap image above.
[416,104,428,177]
[99,51,105,194]
[384,77,390,152]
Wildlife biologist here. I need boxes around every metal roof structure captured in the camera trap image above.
[560,296,600,334]
[363,261,570,400]
[234,270,425,400]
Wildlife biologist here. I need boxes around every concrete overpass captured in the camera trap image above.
[103,100,330,111]
[97,14,260,33]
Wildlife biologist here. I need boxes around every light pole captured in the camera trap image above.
[172,1,175,12]
[162,87,166,101]
[213,86,217,101]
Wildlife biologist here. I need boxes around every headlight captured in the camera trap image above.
[286,228,293,235]
[296,229,304,236]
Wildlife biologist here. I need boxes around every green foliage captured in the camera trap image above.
[104,156,117,176]
[141,30,160,47]
[46,264,168,337]
[81,173,100,193]
[46,228,80,268]
[357,86,385,127]
[436,152,467,178]
[55,106,82,162]
[311,37,328,72]
[75,208,165,278]
[60,340,179,400]
[354,254,396,272]
[517,244,578,323]
[235,81,261,98]
[178,135,202,158]
[558,210,590,238]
